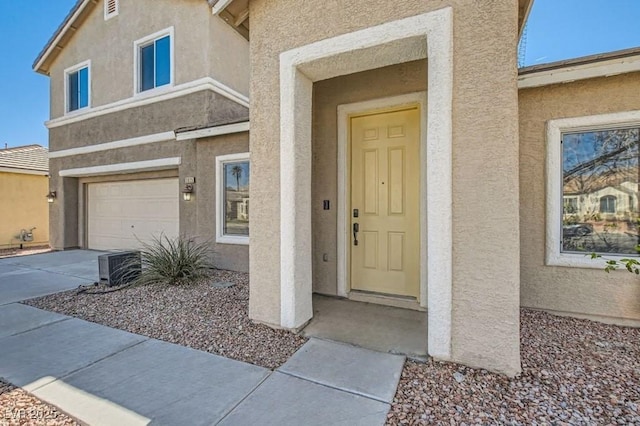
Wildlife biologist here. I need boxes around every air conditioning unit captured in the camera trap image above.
[98,251,141,287]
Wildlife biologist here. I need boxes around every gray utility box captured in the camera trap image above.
[98,251,141,287]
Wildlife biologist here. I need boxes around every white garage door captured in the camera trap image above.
[88,179,179,250]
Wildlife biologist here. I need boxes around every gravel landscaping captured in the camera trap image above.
[22,270,640,424]
[25,270,306,370]
[387,309,640,425]
[0,380,77,426]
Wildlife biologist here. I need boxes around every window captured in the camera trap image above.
[549,116,640,266]
[134,28,173,94]
[216,153,250,244]
[563,196,579,214]
[599,195,616,214]
[65,61,90,113]
[104,0,118,20]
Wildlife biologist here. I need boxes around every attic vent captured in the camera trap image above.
[104,0,118,20]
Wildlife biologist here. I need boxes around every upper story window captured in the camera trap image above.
[548,113,640,268]
[134,28,174,94]
[104,0,119,20]
[65,60,91,113]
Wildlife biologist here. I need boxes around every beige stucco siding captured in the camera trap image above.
[49,0,208,118]
[519,72,640,325]
[209,16,250,97]
[249,0,521,374]
[49,91,248,152]
[0,173,49,249]
[47,0,249,119]
[312,60,428,295]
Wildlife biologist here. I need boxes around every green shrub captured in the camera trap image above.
[591,246,640,275]
[125,235,214,286]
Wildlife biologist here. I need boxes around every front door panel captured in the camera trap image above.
[350,107,420,298]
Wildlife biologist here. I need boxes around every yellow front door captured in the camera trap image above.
[350,106,420,298]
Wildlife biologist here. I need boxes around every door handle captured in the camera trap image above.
[353,223,359,246]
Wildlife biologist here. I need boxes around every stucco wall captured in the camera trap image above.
[49,90,249,152]
[196,133,250,272]
[209,16,251,97]
[0,173,49,249]
[248,0,521,374]
[47,0,249,119]
[311,60,427,295]
[519,72,640,325]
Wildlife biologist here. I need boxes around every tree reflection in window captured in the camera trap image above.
[562,127,639,255]
[223,161,250,236]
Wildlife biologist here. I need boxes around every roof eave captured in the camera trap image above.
[214,0,532,43]
[519,0,534,38]
[518,48,640,89]
[33,0,97,75]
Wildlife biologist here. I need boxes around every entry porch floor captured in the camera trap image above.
[301,294,428,359]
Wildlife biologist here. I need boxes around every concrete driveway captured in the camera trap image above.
[0,250,106,306]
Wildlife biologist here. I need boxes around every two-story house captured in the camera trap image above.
[33,0,251,272]
[36,0,640,376]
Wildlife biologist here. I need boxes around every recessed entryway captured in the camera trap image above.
[87,178,179,250]
[277,9,453,361]
[302,295,428,358]
[349,106,421,300]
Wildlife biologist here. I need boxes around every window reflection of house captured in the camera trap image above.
[218,156,250,240]
[225,197,250,221]
[563,182,638,220]
[238,198,249,220]
[561,127,639,255]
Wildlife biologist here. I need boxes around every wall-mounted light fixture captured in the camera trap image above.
[182,184,194,201]
[46,191,57,203]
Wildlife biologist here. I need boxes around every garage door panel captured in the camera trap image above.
[136,201,179,219]
[94,202,121,216]
[129,220,177,236]
[88,179,179,251]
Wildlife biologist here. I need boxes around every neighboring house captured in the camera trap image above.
[35,0,640,376]
[0,145,50,249]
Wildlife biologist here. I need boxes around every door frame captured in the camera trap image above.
[337,92,428,308]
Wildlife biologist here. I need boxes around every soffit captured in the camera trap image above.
[213,0,533,41]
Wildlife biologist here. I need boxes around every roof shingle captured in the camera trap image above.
[0,145,49,173]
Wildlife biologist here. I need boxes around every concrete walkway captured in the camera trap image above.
[0,251,405,425]
[303,294,428,358]
[0,250,105,306]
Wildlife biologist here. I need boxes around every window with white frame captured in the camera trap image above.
[216,153,250,244]
[134,28,173,94]
[104,0,118,20]
[548,116,640,267]
[65,61,90,113]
